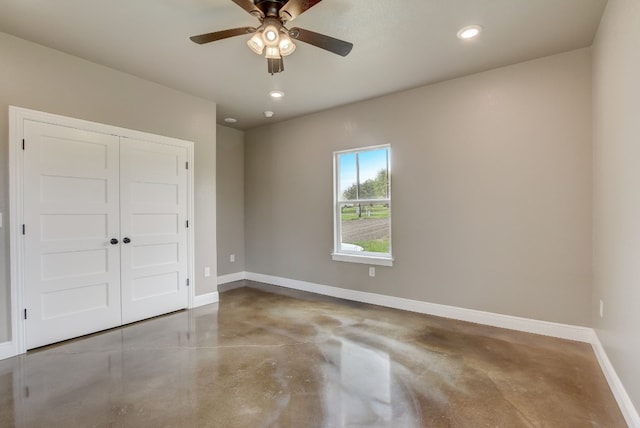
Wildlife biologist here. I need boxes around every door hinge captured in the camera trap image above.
[186,220,189,228]
[22,139,25,150]
[22,224,26,235]
[186,161,189,170]
[23,309,27,320]
[186,278,190,287]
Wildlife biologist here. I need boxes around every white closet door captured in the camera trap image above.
[119,137,189,324]
[23,120,122,349]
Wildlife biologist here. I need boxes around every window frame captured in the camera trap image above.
[332,144,393,267]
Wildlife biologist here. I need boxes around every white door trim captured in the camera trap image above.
[8,106,196,356]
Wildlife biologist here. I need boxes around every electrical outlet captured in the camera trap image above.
[230,254,235,263]
[599,299,604,318]
[369,266,375,277]
[204,267,211,277]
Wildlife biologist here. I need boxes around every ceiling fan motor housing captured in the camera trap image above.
[254,0,289,18]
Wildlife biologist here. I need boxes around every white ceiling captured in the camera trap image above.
[0,0,607,130]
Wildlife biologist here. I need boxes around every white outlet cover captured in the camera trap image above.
[204,267,211,277]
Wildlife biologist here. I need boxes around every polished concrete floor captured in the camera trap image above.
[0,281,626,427]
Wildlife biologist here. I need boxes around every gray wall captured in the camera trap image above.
[0,32,218,343]
[216,125,245,276]
[593,0,640,412]
[245,48,593,326]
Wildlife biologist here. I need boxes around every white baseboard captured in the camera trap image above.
[591,332,640,427]
[0,341,17,361]
[192,291,219,308]
[245,272,593,342]
[217,271,247,286]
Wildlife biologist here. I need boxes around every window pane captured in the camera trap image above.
[340,203,390,254]
[357,148,389,200]
[339,152,358,201]
[338,148,389,202]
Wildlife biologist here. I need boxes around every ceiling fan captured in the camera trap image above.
[190,0,353,74]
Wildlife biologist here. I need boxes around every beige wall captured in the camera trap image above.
[593,0,640,412]
[216,125,245,276]
[245,48,593,326]
[0,32,218,343]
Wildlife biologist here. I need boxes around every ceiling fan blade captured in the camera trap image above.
[289,27,353,57]
[231,0,264,18]
[280,0,323,21]
[190,27,255,44]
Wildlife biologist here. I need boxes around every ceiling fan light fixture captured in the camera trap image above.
[247,33,265,55]
[263,25,280,46]
[278,33,296,56]
[265,46,281,60]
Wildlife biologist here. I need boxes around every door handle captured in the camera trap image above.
[110,238,119,245]
[123,237,131,244]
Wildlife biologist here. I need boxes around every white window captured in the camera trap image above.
[332,145,392,266]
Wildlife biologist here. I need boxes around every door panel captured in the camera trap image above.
[23,120,122,349]
[119,137,188,324]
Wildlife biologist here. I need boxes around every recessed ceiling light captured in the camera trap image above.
[264,111,274,118]
[269,90,284,99]
[457,25,482,40]
[224,117,237,124]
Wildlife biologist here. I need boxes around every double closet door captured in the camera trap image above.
[22,119,190,350]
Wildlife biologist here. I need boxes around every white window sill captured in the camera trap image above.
[331,253,394,267]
